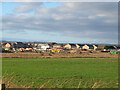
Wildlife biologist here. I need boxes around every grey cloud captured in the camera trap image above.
[14,6,34,13]
[14,2,42,13]
[2,2,118,43]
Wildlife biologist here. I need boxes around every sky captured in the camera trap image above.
[1,2,118,44]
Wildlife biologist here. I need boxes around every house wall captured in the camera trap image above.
[41,46,50,50]
[53,45,62,49]
[5,43,11,48]
[64,44,71,49]
[82,45,89,50]
[97,45,104,50]
[38,44,50,50]
[76,44,80,48]
[93,45,97,50]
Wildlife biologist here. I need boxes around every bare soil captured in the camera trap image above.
[1,52,118,58]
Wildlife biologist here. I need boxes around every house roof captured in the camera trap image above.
[69,44,77,48]
[12,42,25,48]
[3,43,12,46]
[77,44,84,47]
[93,45,98,47]
[53,43,64,46]
[48,43,57,46]
[15,42,23,44]
[87,45,94,47]
[117,46,120,49]
[88,45,94,49]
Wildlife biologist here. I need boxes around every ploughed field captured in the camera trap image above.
[2,58,118,88]
[1,52,118,58]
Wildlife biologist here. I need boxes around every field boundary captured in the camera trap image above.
[1,53,118,58]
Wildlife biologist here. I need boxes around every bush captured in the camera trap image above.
[104,45,116,50]
[41,53,44,56]
[49,53,52,56]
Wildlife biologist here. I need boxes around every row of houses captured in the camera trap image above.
[0,42,119,53]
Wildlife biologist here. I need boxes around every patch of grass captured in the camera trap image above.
[2,58,118,88]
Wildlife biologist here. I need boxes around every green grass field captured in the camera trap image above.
[2,58,118,88]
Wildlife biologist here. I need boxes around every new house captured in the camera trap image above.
[34,43,50,50]
[64,44,77,49]
[53,44,65,49]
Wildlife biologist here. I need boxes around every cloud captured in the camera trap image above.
[2,2,118,43]
[14,2,42,13]
[14,6,34,13]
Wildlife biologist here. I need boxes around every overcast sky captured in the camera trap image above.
[1,2,118,44]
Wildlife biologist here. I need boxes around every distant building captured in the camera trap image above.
[76,44,84,49]
[34,43,50,50]
[41,44,50,50]
[64,44,77,49]
[96,45,104,50]
[13,42,25,48]
[3,43,11,50]
[77,44,98,50]
[82,44,89,50]
[93,45,98,50]
[53,44,64,49]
